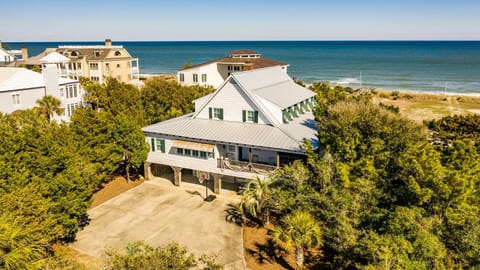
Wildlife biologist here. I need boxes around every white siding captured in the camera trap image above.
[196,80,269,124]
[0,87,45,114]
[177,62,224,88]
[256,96,283,124]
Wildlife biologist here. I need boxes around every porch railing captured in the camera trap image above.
[217,158,277,174]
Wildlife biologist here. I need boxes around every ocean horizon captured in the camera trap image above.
[6,40,480,94]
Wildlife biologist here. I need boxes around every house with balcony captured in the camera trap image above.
[143,66,317,194]
[177,50,289,88]
[0,65,83,122]
[12,39,140,86]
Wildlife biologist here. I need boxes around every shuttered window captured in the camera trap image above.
[243,110,258,123]
[151,138,165,153]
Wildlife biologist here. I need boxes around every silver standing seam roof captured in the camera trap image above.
[144,66,318,154]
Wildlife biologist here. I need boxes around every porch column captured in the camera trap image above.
[144,162,152,180]
[171,166,183,186]
[276,153,280,168]
[212,173,223,194]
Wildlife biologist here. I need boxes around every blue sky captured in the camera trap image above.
[2,0,479,41]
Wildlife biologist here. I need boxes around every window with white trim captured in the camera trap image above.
[179,73,184,82]
[12,94,20,105]
[201,74,207,82]
[193,74,198,83]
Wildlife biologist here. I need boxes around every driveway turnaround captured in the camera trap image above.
[71,178,245,269]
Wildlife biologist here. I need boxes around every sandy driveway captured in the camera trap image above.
[71,179,245,269]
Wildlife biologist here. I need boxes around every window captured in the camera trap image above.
[179,73,184,82]
[233,66,241,71]
[93,51,102,57]
[114,51,121,56]
[66,84,78,98]
[12,94,20,105]
[117,64,120,68]
[91,76,99,82]
[242,110,258,123]
[67,103,80,117]
[151,138,165,153]
[77,62,81,69]
[193,74,198,83]
[184,149,191,156]
[209,107,223,120]
[192,150,199,157]
[177,148,184,155]
[228,65,232,71]
[60,87,64,97]
[156,139,165,153]
[200,151,207,158]
[201,74,207,83]
[89,63,98,70]
[105,63,110,70]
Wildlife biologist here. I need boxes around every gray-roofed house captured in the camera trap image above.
[177,50,289,88]
[143,66,317,194]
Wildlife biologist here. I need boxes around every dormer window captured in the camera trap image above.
[242,110,258,123]
[93,51,102,57]
[209,107,223,120]
[70,51,78,57]
[114,51,121,56]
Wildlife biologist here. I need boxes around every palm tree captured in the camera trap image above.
[239,177,274,226]
[36,95,64,122]
[272,211,322,270]
[0,215,45,269]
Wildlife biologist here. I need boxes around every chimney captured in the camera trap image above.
[0,40,3,49]
[21,46,28,60]
[105,39,112,47]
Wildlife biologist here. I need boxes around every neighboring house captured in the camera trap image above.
[12,39,140,86]
[0,40,15,65]
[177,49,289,88]
[0,65,83,122]
[143,66,317,194]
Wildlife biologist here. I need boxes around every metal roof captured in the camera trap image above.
[143,111,317,153]
[0,67,45,91]
[0,67,78,92]
[232,67,315,108]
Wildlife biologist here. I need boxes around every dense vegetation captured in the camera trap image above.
[0,77,213,268]
[104,241,222,270]
[241,83,480,269]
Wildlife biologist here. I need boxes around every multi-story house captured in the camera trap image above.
[143,66,317,194]
[14,39,140,85]
[177,50,289,88]
[0,64,83,122]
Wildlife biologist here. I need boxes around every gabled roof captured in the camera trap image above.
[40,52,70,63]
[232,67,316,108]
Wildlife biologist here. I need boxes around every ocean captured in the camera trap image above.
[7,41,480,94]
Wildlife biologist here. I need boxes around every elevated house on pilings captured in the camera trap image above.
[142,66,318,194]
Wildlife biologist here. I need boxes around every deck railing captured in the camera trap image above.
[217,158,277,174]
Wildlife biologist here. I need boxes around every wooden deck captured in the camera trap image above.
[147,152,268,180]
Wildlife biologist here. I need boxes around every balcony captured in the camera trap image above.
[217,158,277,174]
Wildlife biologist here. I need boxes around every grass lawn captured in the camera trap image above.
[372,90,480,122]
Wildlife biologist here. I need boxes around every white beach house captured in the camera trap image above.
[177,50,289,88]
[143,66,317,194]
[0,65,83,122]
